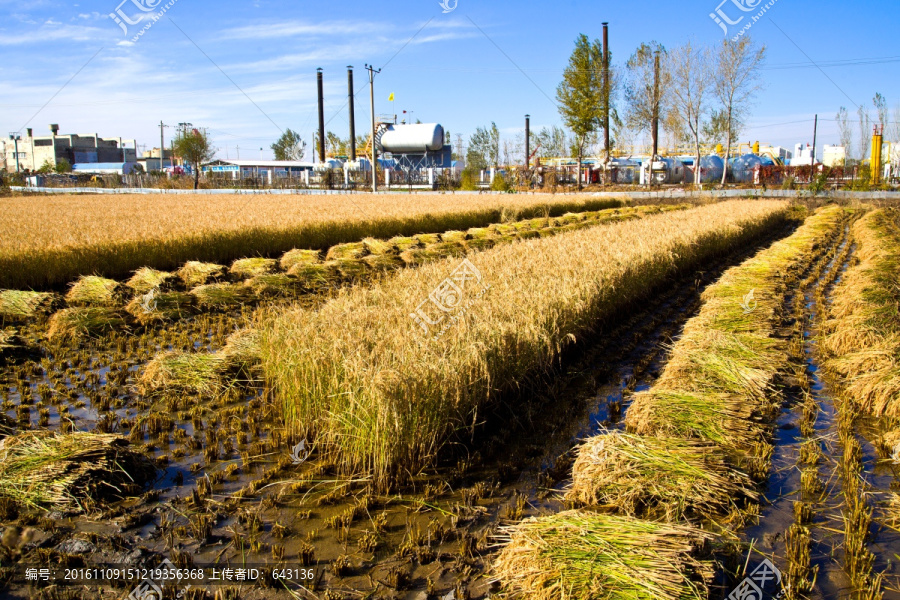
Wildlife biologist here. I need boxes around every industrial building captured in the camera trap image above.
[202,159,316,182]
[5,124,137,172]
[136,148,176,172]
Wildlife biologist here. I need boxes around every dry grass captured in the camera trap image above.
[823,208,900,416]
[0,431,155,510]
[493,510,714,600]
[566,430,756,520]
[0,193,634,289]
[627,205,846,478]
[260,200,788,489]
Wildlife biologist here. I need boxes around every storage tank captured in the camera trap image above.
[609,159,640,184]
[730,154,763,183]
[653,157,685,184]
[684,155,724,184]
[380,123,444,154]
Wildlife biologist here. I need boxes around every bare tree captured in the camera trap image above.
[891,102,900,144]
[623,42,670,160]
[836,106,853,162]
[857,105,871,161]
[873,93,889,129]
[668,41,713,188]
[712,36,766,185]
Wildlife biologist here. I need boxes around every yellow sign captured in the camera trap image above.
[388,93,395,102]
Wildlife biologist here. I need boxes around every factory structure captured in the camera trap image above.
[5,124,139,174]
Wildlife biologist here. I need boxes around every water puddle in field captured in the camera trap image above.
[0,225,801,599]
[739,221,900,600]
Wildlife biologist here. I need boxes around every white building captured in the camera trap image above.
[822,145,847,167]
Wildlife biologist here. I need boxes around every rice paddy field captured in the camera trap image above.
[3,193,900,600]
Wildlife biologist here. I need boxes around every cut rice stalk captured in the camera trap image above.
[567,430,756,519]
[245,273,303,296]
[286,262,338,286]
[230,257,277,278]
[327,259,369,280]
[125,290,194,324]
[138,350,228,396]
[385,236,420,252]
[125,267,176,295]
[361,237,394,255]
[47,307,126,342]
[178,261,225,287]
[325,241,368,261]
[0,290,56,323]
[280,248,321,271]
[65,275,120,307]
[190,282,252,308]
[0,431,155,510]
[440,230,470,243]
[494,510,715,600]
[361,254,405,271]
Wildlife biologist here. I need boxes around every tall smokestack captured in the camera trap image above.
[348,66,356,162]
[602,23,610,162]
[50,123,59,136]
[317,68,325,163]
[525,114,531,170]
[652,49,660,160]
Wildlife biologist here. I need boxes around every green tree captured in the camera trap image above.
[532,126,569,159]
[54,158,72,174]
[271,128,306,161]
[466,123,500,171]
[37,160,54,174]
[557,34,604,188]
[172,127,215,189]
[701,109,741,147]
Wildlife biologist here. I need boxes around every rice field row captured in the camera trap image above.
[259,200,790,491]
[494,205,849,599]
[0,204,681,349]
[823,208,900,417]
[0,192,634,290]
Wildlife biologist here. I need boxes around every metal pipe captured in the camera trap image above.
[525,114,530,170]
[348,66,356,162]
[602,22,610,162]
[316,68,325,163]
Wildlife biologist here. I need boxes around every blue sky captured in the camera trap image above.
[1,0,898,161]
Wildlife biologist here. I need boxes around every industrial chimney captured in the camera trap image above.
[316,68,325,163]
[348,66,356,162]
[50,123,59,135]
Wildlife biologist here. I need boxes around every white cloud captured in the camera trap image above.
[220,20,377,40]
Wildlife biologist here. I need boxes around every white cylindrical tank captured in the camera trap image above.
[380,123,444,154]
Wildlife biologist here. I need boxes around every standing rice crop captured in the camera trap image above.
[260,200,789,488]
[493,510,715,600]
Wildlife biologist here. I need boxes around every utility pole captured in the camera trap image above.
[159,120,168,170]
[236,145,240,160]
[366,63,381,193]
[652,49,660,160]
[602,22,610,163]
[810,114,818,181]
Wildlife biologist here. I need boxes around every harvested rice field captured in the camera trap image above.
[4,194,900,600]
